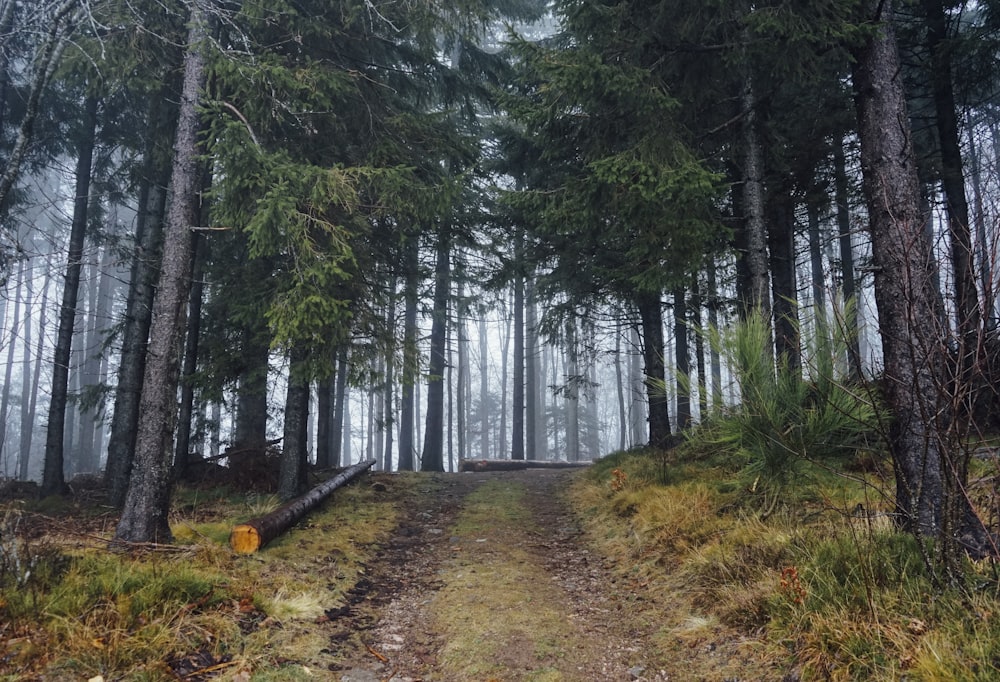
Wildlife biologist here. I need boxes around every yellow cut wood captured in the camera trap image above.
[229,459,376,554]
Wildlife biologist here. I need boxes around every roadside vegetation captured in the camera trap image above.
[576,444,1000,681]
[573,308,1000,681]
[0,474,409,681]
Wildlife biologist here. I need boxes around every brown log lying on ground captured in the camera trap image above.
[230,459,377,554]
[458,458,592,472]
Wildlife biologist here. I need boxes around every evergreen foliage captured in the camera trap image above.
[689,306,880,512]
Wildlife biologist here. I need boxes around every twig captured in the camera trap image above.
[366,643,388,663]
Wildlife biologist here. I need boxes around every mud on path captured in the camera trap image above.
[327,469,666,682]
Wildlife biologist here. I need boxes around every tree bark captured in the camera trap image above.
[628,325,646,446]
[922,0,978,346]
[564,318,579,461]
[0,258,23,464]
[421,224,450,472]
[316,370,333,469]
[230,459,376,553]
[113,4,208,545]
[512,240,525,460]
[41,94,98,498]
[833,140,863,381]
[767,190,801,374]
[615,319,627,449]
[278,346,311,501]
[807,195,826,317]
[741,77,771,324]
[673,288,691,430]
[636,291,671,448]
[525,275,540,459]
[397,234,419,471]
[105,95,173,506]
[19,263,50,480]
[332,347,349,467]
[232,327,270,451]
[707,259,723,412]
[851,0,992,560]
[173,232,206,479]
[691,277,707,421]
[478,305,489,459]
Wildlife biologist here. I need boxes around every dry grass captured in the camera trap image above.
[574,448,1000,681]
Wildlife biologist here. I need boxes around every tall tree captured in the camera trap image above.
[114,1,209,543]
[421,224,451,472]
[851,0,991,562]
[40,93,98,497]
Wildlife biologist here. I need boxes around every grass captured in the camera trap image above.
[0,473,403,681]
[575,444,1000,681]
[431,479,589,681]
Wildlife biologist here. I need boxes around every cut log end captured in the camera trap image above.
[230,524,262,554]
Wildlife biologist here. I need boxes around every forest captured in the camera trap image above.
[0,0,1000,590]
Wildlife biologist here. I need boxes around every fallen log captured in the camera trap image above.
[230,459,376,554]
[458,459,592,472]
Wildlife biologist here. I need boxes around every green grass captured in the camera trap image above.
[576,445,1000,681]
[0,474,402,681]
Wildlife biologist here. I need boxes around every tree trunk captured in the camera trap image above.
[0,258,23,466]
[807,194,826,317]
[77,250,114,474]
[421,224,450,472]
[922,0,979,347]
[231,459,376,553]
[456,267,468,463]
[628,325,646,446]
[316,370,332,469]
[966,116,992,329]
[173,232,205,479]
[636,292,671,448]
[19,263,50,480]
[512,240,525,460]
[41,94,98,498]
[851,0,991,562]
[233,328,270,451]
[585,342,600,458]
[691,277,707,420]
[741,77,771,322]
[16,260,33,476]
[707,260,723,412]
[767,191,801,374]
[615,319,627,449]
[833,140,863,381]
[564,318,579,461]
[332,347,349,467]
[382,301,395,471]
[397,234,419,471]
[113,5,208,545]
[478,305,489,459]
[278,346,311,501]
[673,288,691,430]
[525,274,539,460]
[105,95,173,506]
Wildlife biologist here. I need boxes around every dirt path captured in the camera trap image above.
[328,469,667,682]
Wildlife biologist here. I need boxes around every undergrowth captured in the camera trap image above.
[576,446,1000,681]
[0,473,403,681]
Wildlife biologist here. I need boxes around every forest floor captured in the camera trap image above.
[0,465,774,681]
[324,467,760,682]
[328,468,668,682]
